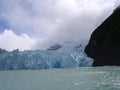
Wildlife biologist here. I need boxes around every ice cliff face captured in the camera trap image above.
[0,41,93,70]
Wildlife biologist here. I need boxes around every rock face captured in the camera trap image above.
[85,7,120,66]
[47,43,62,51]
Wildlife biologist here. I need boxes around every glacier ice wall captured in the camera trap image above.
[0,41,93,70]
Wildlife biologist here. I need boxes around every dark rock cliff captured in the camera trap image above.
[85,7,120,66]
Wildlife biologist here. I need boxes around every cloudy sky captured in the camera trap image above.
[0,0,119,51]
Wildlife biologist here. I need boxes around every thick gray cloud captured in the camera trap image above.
[0,0,119,50]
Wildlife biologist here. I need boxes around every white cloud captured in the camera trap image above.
[0,29,36,51]
[0,0,119,50]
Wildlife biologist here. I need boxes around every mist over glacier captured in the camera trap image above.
[0,0,119,51]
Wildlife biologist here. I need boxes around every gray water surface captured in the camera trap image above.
[0,66,120,90]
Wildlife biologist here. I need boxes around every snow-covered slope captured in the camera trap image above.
[0,41,93,70]
[58,41,87,52]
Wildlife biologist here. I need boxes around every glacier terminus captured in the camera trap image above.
[0,41,93,70]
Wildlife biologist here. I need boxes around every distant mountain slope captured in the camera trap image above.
[58,41,86,52]
[47,43,62,51]
[85,7,120,66]
[47,41,87,52]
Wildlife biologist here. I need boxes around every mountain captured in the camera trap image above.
[0,41,93,70]
[47,43,62,51]
[58,41,85,52]
[85,6,120,66]
[47,41,87,52]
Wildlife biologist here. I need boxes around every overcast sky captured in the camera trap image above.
[0,0,119,51]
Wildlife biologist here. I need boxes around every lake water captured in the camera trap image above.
[0,66,120,90]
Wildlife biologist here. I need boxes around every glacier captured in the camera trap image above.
[0,41,93,70]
